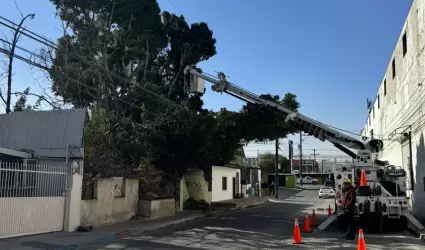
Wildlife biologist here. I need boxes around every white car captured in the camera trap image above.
[296,176,319,185]
[319,186,335,199]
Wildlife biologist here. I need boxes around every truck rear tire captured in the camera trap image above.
[337,215,345,231]
[368,213,384,233]
[371,202,384,233]
[399,216,408,231]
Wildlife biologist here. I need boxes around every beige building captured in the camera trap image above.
[361,0,425,221]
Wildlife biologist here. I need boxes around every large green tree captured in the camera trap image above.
[259,153,291,174]
[48,0,301,183]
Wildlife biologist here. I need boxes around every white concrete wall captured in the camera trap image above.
[211,166,241,202]
[362,0,425,221]
[80,178,139,227]
[64,172,83,232]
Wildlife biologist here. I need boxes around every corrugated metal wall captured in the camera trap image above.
[0,109,87,157]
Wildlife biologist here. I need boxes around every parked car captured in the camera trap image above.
[319,186,335,199]
[292,170,300,175]
[296,176,318,185]
[323,180,334,189]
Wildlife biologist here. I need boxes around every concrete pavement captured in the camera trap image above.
[85,188,425,249]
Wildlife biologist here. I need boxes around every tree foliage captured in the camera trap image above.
[48,0,301,185]
[240,93,300,142]
[259,153,291,174]
[13,88,37,111]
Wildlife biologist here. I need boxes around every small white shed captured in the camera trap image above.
[211,165,241,202]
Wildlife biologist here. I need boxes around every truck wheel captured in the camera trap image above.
[368,214,384,233]
[369,202,384,233]
[398,216,408,231]
[337,215,345,231]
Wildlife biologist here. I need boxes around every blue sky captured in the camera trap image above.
[0,0,413,159]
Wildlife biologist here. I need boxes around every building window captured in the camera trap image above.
[384,79,387,96]
[377,95,380,109]
[402,32,407,57]
[373,107,375,118]
[369,116,371,126]
[392,58,396,79]
[222,177,227,190]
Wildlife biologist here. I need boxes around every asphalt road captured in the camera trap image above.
[86,188,425,250]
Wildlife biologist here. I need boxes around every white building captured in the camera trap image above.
[361,0,425,221]
[211,165,241,202]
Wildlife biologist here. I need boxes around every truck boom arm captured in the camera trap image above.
[186,67,383,154]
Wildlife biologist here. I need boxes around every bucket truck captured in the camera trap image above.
[185,66,424,233]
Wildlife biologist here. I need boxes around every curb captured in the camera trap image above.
[284,187,304,191]
[54,214,205,250]
[206,198,270,217]
[407,225,425,242]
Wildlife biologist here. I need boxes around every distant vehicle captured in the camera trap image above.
[296,176,318,185]
[319,186,335,199]
[323,180,334,189]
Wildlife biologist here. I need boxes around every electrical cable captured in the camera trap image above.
[0,17,186,111]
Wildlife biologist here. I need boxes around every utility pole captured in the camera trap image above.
[311,149,319,173]
[5,13,35,113]
[289,140,293,173]
[275,138,279,198]
[406,126,414,191]
[299,132,303,186]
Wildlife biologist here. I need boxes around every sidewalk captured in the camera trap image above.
[0,210,204,250]
[210,196,270,210]
[0,197,270,250]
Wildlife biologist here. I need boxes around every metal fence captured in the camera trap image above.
[0,161,69,238]
[0,161,68,198]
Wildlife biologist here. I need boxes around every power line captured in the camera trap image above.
[0,47,147,113]
[0,16,186,112]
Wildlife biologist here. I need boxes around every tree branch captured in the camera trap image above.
[12,91,61,110]
[0,91,6,105]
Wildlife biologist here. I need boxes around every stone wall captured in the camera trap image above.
[80,178,139,227]
[137,197,176,219]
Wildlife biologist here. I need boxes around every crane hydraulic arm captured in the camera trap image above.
[185,67,383,157]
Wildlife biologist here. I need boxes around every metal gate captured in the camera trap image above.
[401,141,412,190]
[0,161,68,238]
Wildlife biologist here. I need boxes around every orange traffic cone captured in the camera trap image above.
[311,209,317,227]
[328,205,332,217]
[358,229,366,250]
[303,213,312,233]
[292,218,304,244]
[360,168,368,187]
